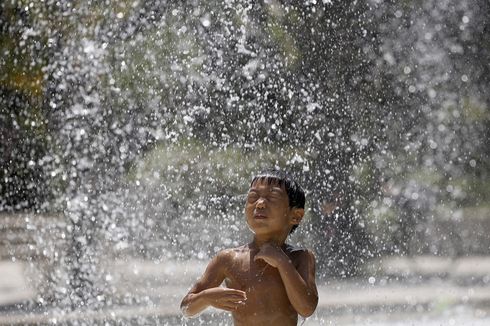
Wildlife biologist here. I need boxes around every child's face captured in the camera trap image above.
[245,179,295,236]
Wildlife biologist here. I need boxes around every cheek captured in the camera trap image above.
[282,208,292,218]
[244,204,253,215]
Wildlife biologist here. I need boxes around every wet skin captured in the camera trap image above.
[181,180,318,325]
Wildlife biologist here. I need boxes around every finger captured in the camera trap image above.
[230,291,247,297]
[222,294,246,301]
[218,296,246,304]
[219,299,244,305]
[224,289,246,295]
[224,289,247,298]
[224,297,247,303]
[216,302,244,311]
[225,295,247,301]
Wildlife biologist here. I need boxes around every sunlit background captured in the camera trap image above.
[1,0,489,325]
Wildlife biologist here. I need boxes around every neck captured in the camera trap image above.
[250,234,288,248]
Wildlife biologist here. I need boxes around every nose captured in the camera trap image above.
[256,198,266,209]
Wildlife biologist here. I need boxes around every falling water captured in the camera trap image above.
[0,0,489,325]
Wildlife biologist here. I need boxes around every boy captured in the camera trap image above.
[180,169,318,325]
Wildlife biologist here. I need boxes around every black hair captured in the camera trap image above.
[250,169,306,234]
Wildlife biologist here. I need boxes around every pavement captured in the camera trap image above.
[1,256,490,325]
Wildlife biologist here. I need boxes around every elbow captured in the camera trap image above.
[180,302,191,317]
[180,304,191,318]
[181,303,198,318]
[298,295,318,318]
[180,294,201,318]
[180,297,193,318]
[298,307,315,318]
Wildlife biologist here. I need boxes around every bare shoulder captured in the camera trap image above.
[283,243,312,255]
[214,248,233,263]
[284,244,316,266]
[215,245,248,263]
[219,244,248,255]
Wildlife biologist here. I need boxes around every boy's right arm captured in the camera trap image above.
[180,250,247,317]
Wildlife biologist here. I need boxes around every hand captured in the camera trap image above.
[202,287,247,312]
[254,243,289,268]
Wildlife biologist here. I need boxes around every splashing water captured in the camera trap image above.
[0,0,489,325]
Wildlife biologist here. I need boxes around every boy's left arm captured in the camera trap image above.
[255,244,318,317]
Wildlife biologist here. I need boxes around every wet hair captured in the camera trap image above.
[250,169,305,234]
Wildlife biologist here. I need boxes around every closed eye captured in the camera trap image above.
[247,193,259,202]
[270,190,283,199]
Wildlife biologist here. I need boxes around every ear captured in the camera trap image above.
[290,208,305,225]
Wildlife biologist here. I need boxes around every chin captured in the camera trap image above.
[246,223,258,234]
[247,225,266,235]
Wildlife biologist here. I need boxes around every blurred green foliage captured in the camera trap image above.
[0,2,51,211]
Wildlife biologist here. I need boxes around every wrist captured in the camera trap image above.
[276,255,293,270]
[182,291,209,317]
[198,288,212,306]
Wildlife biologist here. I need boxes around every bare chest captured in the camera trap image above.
[224,253,296,304]
[223,248,301,325]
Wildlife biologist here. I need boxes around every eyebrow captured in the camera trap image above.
[271,187,283,192]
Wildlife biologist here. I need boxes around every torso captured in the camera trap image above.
[222,244,306,326]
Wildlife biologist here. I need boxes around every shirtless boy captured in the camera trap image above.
[180,170,318,325]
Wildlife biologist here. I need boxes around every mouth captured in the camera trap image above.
[254,213,267,219]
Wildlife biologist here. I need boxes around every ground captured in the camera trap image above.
[1,256,490,325]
